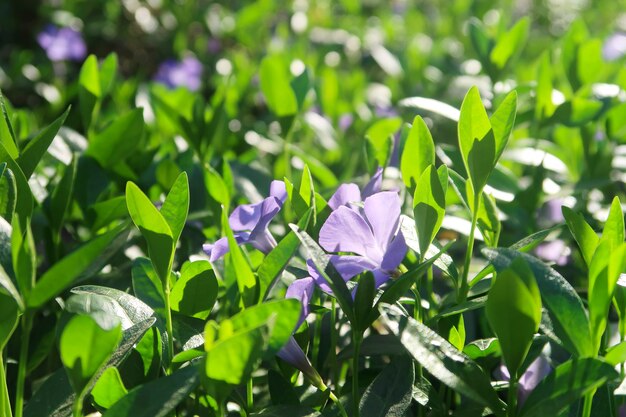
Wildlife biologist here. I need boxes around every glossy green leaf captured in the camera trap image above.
[160,171,189,244]
[0,90,18,158]
[99,52,118,95]
[482,248,593,357]
[354,272,376,332]
[535,52,555,119]
[88,196,128,231]
[0,291,18,348]
[204,164,230,206]
[401,116,435,190]
[259,55,298,117]
[290,224,354,322]
[170,260,218,320]
[126,181,173,281]
[366,118,402,168]
[103,363,199,417]
[380,304,505,416]
[489,90,517,163]
[87,109,144,168]
[79,55,101,98]
[11,216,36,296]
[518,358,619,417]
[413,164,447,259]
[0,164,16,222]
[49,157,77,234]
[222,207,257,307]
[600,196,624,247]
[486,258,541,377]
[359,355,414,417]
[562,206,599,267]
[91,367,127,409]
[17,107,70,178]
[60,314,122,393]
[0,144,32,224]
[28,225,130,308]
[131,257,166,321]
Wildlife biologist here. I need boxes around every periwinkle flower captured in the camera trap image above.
[534,239,569,266]
[203,180,287,261]
[497,355,552,405]
[37,25,87,62]
[154,57,203,92]
[327,167,382,210]
[603,33,626,61]
[312,191,408,290]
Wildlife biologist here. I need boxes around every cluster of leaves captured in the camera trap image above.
[2,2,626,417]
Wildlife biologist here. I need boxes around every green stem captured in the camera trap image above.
[459,198,480,303]
[163,277,175,373]
[72,392,84,417]
[1,353,12,417]
[14,313,32,417]
[328,390,349,417]
[329,298,338,387]
[217,401,226,417]
[351,331,362,417]
[507,377,517,417]
[246,377,253,411]
[582,390,595,417]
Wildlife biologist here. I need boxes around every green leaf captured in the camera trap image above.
[0,90,18,158]
[486,258,541,377]
[413,165,447,258]
[490,18,530,70]
[268,370,300,406]
[126,181,174,282]
[259,55,298,117]
[10,215,35,297]
[468,18,493,67]
[0,165,16,221]
[17,107,70,178]
[49,157,77,234]
[222,207,257,307]
[252,406,321,417]
[170,260,218,320]
[160,171,189,244]
[380,304,505,416]
[604,340,626,366]
[28,225,130,308]
[354,272,376,332]
[289,165,315,218]
[103,363,200,417]
[359,355,414,417]
[489,90,517,163]
[482,248,593,357]
[227,299,300,356]
[204,164,230,206]
[88,196,129,231]
[535,52,555,120]
[0,291,18,348]
[258,209,311,300]
[0,144,32,224]
[205,322,268,385]
[78,55,100,129]
[600,196,624,247]
[60,314,122,394]
[91,367,127,409]
[87,109,144,169]
[289,224,355,323]
[518,358,619,417]
[401,116,435,190]
[0,263,23,311]
[562,206,599,267]
[366,118,402,169]
[99,53,118,96]
[588,241,626,352]
[290,68,310,111]
[131,257,166,322]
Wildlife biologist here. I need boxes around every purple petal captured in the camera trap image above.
[203,237,230,262]
[229,197,280,232]
[380,232,408,272]
[603,33,626,61]
[319,206,380,260]
[534,240,568,266]
[307,256,378,292]
[286,277,315,327]
[277,337,324,387]
[362,167,383,199]
[269,180,288,204]
[247,228,277,254]
[518,356,552,405]
[363,191,402,252]
[328,183,361,210]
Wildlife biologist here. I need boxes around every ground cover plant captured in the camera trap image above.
[2,1,626,416]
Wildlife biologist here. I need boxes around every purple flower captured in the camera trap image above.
[534,239,569,266]
[37,25,87,62]
[311,191,408,290]
[537,198,565,225]
[498,355,552,405]
[203,180,287,261]
[603,33,626,61]
[154,57,203,92]
[327,167,382,210]
[285,277,315,328]
[338,113,354,132]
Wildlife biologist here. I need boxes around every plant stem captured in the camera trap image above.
[351,331,362,417]
[459,198,480,303]
[217,401,226,417]
[14,313,32,417]
[246,377,253,411]
[582,391,595,417]
[1,353,12,417]
[329,298,338,387]
[328,390,349,417]
[507,378,517,417]
[163,276,175,373]
[72,392,84,417]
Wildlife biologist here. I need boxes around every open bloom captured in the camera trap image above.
[327,167,382,210]
[154,57,203,92]
[203,180,287,261]
[37,25,87,62]
[311,191,407,290]
[498,355,552,405]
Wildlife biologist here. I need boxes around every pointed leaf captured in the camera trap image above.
[401,116,435,190]
[160,171,189,244]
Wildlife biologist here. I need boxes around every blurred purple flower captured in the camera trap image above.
[328,167,382,210]
[207,38,222,54]
[37,25,87,62]
[311,191,407,290]
[603,33,626,61]
[203,180,287,261]
[498,355,552,406]
[534,239,569,266]
[154,57,203,92]
[338,113,354,132]
[537,198,565,226]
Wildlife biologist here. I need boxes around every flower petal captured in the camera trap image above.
[307,255,378,292]
[286,277,315,327]
[362,167,383,199]
[363,191,401,252]
[380,232,408,271]
[269,180,288,204]
[229,196,281,232]
[328,183,361,210]
[203,237,229,262]
[319,206,379,259]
